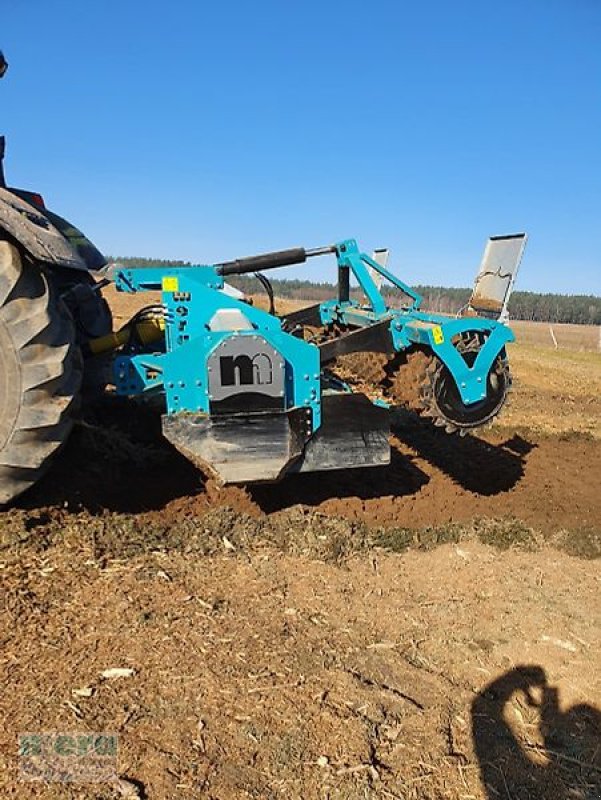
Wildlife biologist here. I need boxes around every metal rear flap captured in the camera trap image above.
[468,233,527,321]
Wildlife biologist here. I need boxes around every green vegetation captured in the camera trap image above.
[110,256,601,325]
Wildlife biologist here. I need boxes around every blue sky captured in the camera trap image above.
[2,0,600,294]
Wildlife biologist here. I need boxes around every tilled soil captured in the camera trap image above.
[17,401,601,544]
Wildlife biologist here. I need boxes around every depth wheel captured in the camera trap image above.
[422,335,511,433]
[387,334,511,433]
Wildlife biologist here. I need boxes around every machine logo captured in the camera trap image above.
[208,335,284,409]
[219,353,273,387]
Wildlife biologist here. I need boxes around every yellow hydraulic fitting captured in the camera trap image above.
[88,316,165,355]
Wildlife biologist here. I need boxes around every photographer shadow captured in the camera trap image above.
[472,665,601,799]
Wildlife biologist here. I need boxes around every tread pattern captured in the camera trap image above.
[0,241,82,503]
[387,338,511,434]
[332,338,511,435]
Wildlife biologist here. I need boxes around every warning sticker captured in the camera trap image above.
[162,276,179,293]
[432,326,444,345]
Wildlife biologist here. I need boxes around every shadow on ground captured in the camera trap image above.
[472,665,601,799]
[18,399,204,514]
[251,445,430,512]
[392,409,535,494]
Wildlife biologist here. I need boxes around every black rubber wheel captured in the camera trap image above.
[427,353,510,429]
[0,241,82,504]
[422,332,511,432]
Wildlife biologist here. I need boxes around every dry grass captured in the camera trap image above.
[511,319,599,352]
[1,508,600,799]
[500,342,601,438]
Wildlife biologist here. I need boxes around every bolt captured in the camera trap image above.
[304,374,309,380]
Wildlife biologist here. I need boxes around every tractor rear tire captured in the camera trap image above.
[0,241,82,504]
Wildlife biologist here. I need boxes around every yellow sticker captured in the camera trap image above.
[162,276,179,293]
[432,325,444,345]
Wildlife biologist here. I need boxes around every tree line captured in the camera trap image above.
[110,257,601,326]
[412,285,601,325]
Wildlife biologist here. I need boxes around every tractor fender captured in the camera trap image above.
[0,187,91,271]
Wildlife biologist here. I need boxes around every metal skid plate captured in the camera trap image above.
[162,392,390,485]
[162,408,309,485]
[469,234,527,320]
[295,393,390,474]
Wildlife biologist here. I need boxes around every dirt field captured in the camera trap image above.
[1,292,600,799]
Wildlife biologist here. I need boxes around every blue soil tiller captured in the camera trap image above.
[106,235,527,484]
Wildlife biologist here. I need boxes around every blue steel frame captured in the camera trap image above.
[112,237,514,418]
[113,264,322,429]
[318,240,514,406]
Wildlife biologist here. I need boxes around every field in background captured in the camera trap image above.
[502,343,601,438]
[511,319,599,351]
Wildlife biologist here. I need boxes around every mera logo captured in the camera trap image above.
[208,336,283,404]
[219,353,274,387]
